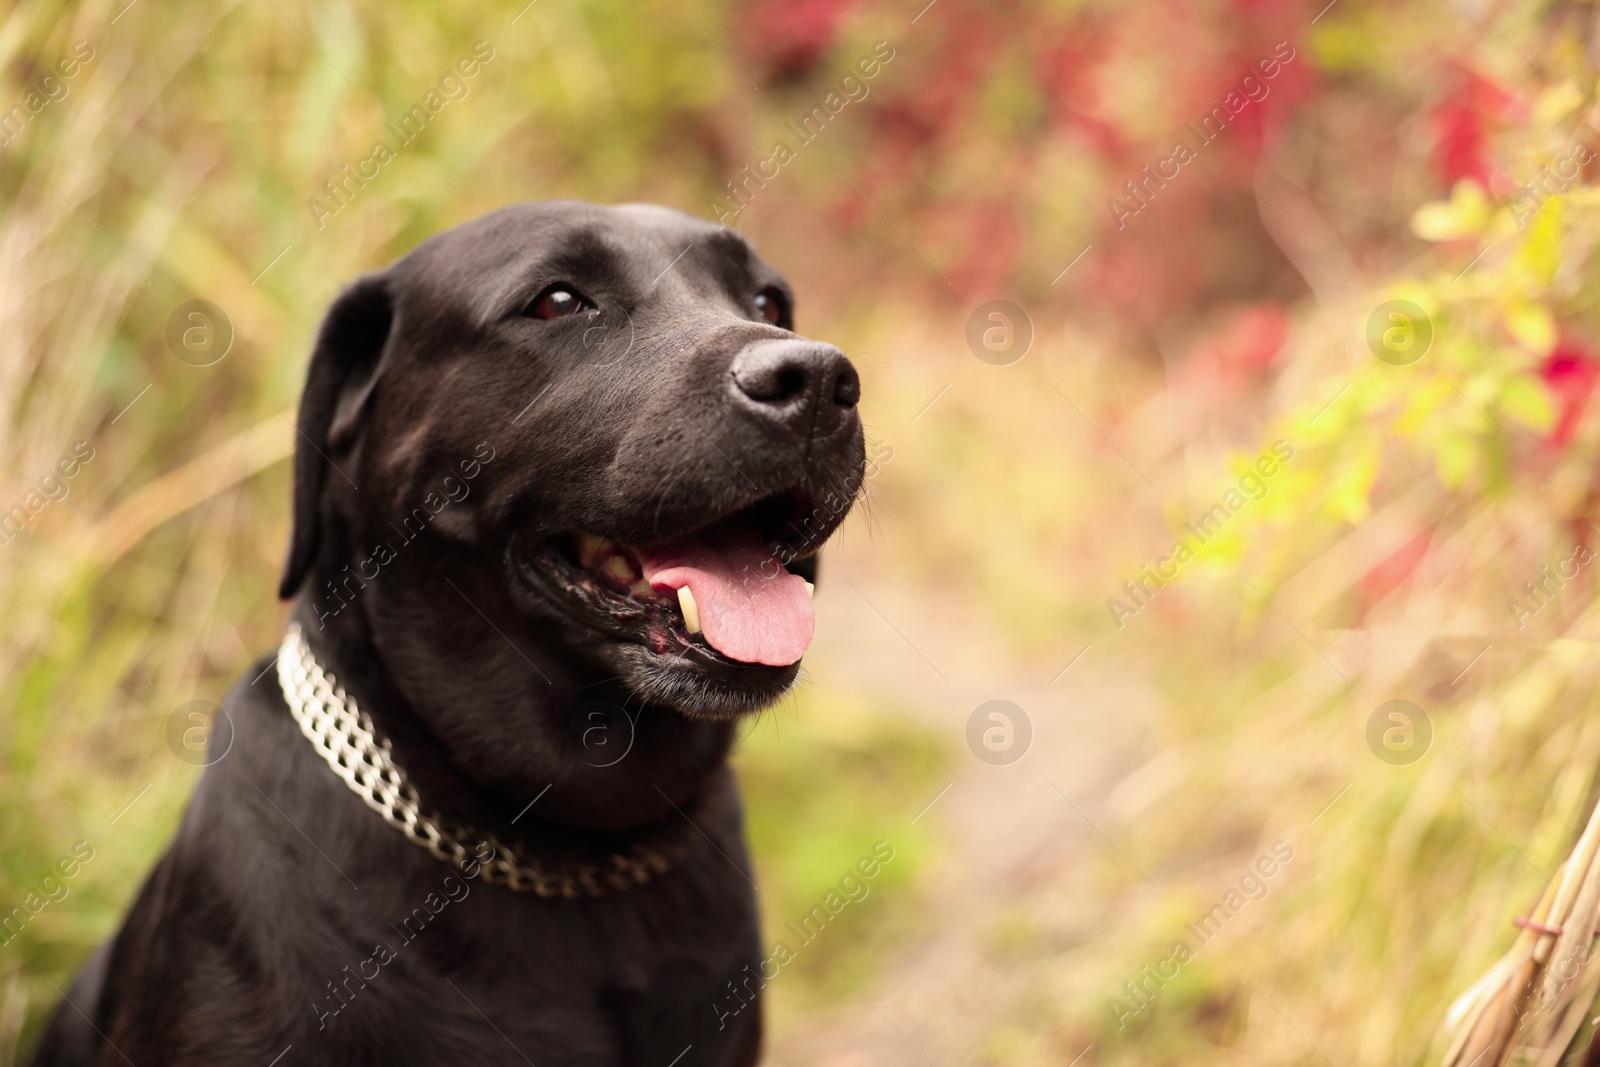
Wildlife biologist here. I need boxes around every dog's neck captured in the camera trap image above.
[289,570,738,844]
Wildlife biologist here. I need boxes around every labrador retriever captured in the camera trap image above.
[28,201,865,1066]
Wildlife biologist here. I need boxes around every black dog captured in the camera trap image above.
[29,202,865,1066]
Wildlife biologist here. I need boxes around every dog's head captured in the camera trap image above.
[280,201,865,725]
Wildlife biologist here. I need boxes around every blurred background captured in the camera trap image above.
[3,0,1599,1062]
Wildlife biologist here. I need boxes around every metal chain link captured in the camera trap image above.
[276,623,677,898]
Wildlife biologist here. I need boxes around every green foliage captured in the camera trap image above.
[8,0,1600,1064]
[734,685,947,1013]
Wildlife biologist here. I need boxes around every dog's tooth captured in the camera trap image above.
[677,587,702,634]
[630,578,653,598]
[804,581,814,599]
[603,554,635,583]
[575,532,612,565]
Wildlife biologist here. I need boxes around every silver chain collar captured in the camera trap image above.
[276,623,679,898]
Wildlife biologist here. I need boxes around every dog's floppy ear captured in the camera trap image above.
[278,274,395,600]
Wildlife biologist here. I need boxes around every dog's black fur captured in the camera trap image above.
[28,202,864,1066]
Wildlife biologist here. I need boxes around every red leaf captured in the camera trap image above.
[737,0,859,81]
[1359,530,1434,616]
[1429,67,1522,189]
[1542,338,1600,449]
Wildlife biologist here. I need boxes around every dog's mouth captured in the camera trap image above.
[513,485,835,707]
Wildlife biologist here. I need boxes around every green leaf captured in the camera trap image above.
[1395,377,1455,437]
[1505,300,1557,356]
[1432,431,1477,489]
[1516,201,1565,285]
[1412,180,1491,241]
[1533,81,1584,125]
[1499,376,1557,432]
[1327,443,1379,523]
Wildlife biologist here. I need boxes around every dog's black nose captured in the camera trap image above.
[730,339,859,436]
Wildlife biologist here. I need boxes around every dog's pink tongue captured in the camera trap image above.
[636,523,813,666]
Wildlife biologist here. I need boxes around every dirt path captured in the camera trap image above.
[764,555,1163,1066]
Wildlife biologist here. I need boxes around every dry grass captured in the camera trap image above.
[3,1,1597,1065]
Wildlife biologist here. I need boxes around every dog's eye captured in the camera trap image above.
[527,286,590,320]
[753,288,787,327]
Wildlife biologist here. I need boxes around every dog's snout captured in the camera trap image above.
[730,339,859,435]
